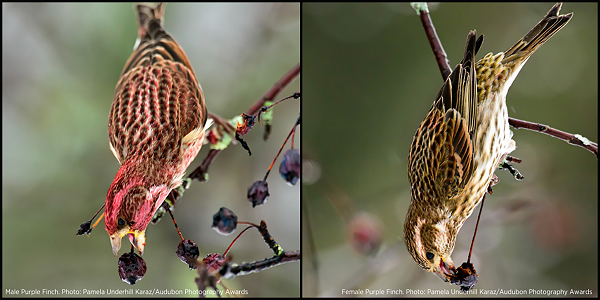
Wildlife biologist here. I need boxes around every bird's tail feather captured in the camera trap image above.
[502,3,572,65]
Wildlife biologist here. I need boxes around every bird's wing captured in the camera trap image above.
[108,3,206,164]
[408,31,477,202]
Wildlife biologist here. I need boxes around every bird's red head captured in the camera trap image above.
[105,163,170,257]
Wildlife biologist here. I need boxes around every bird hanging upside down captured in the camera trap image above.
[105,3,210,257]
[404,3,572,283]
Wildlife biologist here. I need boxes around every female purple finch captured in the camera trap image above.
[105,3,210,256]
[404,3,571,283]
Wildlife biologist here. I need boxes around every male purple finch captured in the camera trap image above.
[105,3,210,256]
[404,3,571,282]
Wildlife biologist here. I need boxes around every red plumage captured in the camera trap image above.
[105,3,208,256]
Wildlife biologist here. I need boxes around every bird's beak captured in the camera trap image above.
[110,232,125,257]
[110,229,146,257]
[129,230,146,256]
[433,256,456,282]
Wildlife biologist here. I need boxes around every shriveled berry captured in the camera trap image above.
[279,149,300,186]
[236,113,256,136]
[118,252,146,285]
[203,253,225,273]
[176,239,200,269]
[449,262,478,292]
[247,180,269,207]
[212,207,237,235]
[76,221,92,236]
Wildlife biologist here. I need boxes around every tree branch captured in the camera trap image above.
[163,63,301,206]
[245,63,300,116]
[508,119,598,156]
[413,3,451,81]
[193,62,300,180]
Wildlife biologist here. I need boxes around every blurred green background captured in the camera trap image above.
[302,3,597,296]
[3,3,299,297]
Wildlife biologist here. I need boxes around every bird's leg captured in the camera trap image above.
[487,174,499,194]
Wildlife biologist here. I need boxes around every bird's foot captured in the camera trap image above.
[488,174,499,194]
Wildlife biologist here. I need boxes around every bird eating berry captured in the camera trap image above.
[105,3,211,257]
[404,3,572,285]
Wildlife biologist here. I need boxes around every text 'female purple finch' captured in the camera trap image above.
[105,3,209,256]
[404,3,571,283]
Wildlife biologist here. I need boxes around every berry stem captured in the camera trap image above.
[91,212,105,231]
[165,202,185,241]
[223,225,255,257]
[263,114,301,181]
[259,92,300,117]
[467,193,486,264]
[291,122,297,149]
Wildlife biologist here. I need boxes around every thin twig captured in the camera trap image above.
[263,114,301,181]
[188,63,301,183]
[413,3,451,81]
[188,149,221,182]
[219,250,301,279]
[508,119,598,157]
[245,63,300,116]
[208,111,236,135]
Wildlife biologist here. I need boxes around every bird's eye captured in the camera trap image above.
[426,252,434,260]
[118,218,126,226]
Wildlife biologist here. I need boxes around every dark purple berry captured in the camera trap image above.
[203,253,225,273]
[212,207,238,235]
[450,262,478,292]
[279,149,300,186]
[118,252,146,285]
[247,180,269,207]
[176,239,200,269]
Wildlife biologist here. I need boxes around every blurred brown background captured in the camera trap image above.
[2,3,299,297]
[302,3,597,296]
